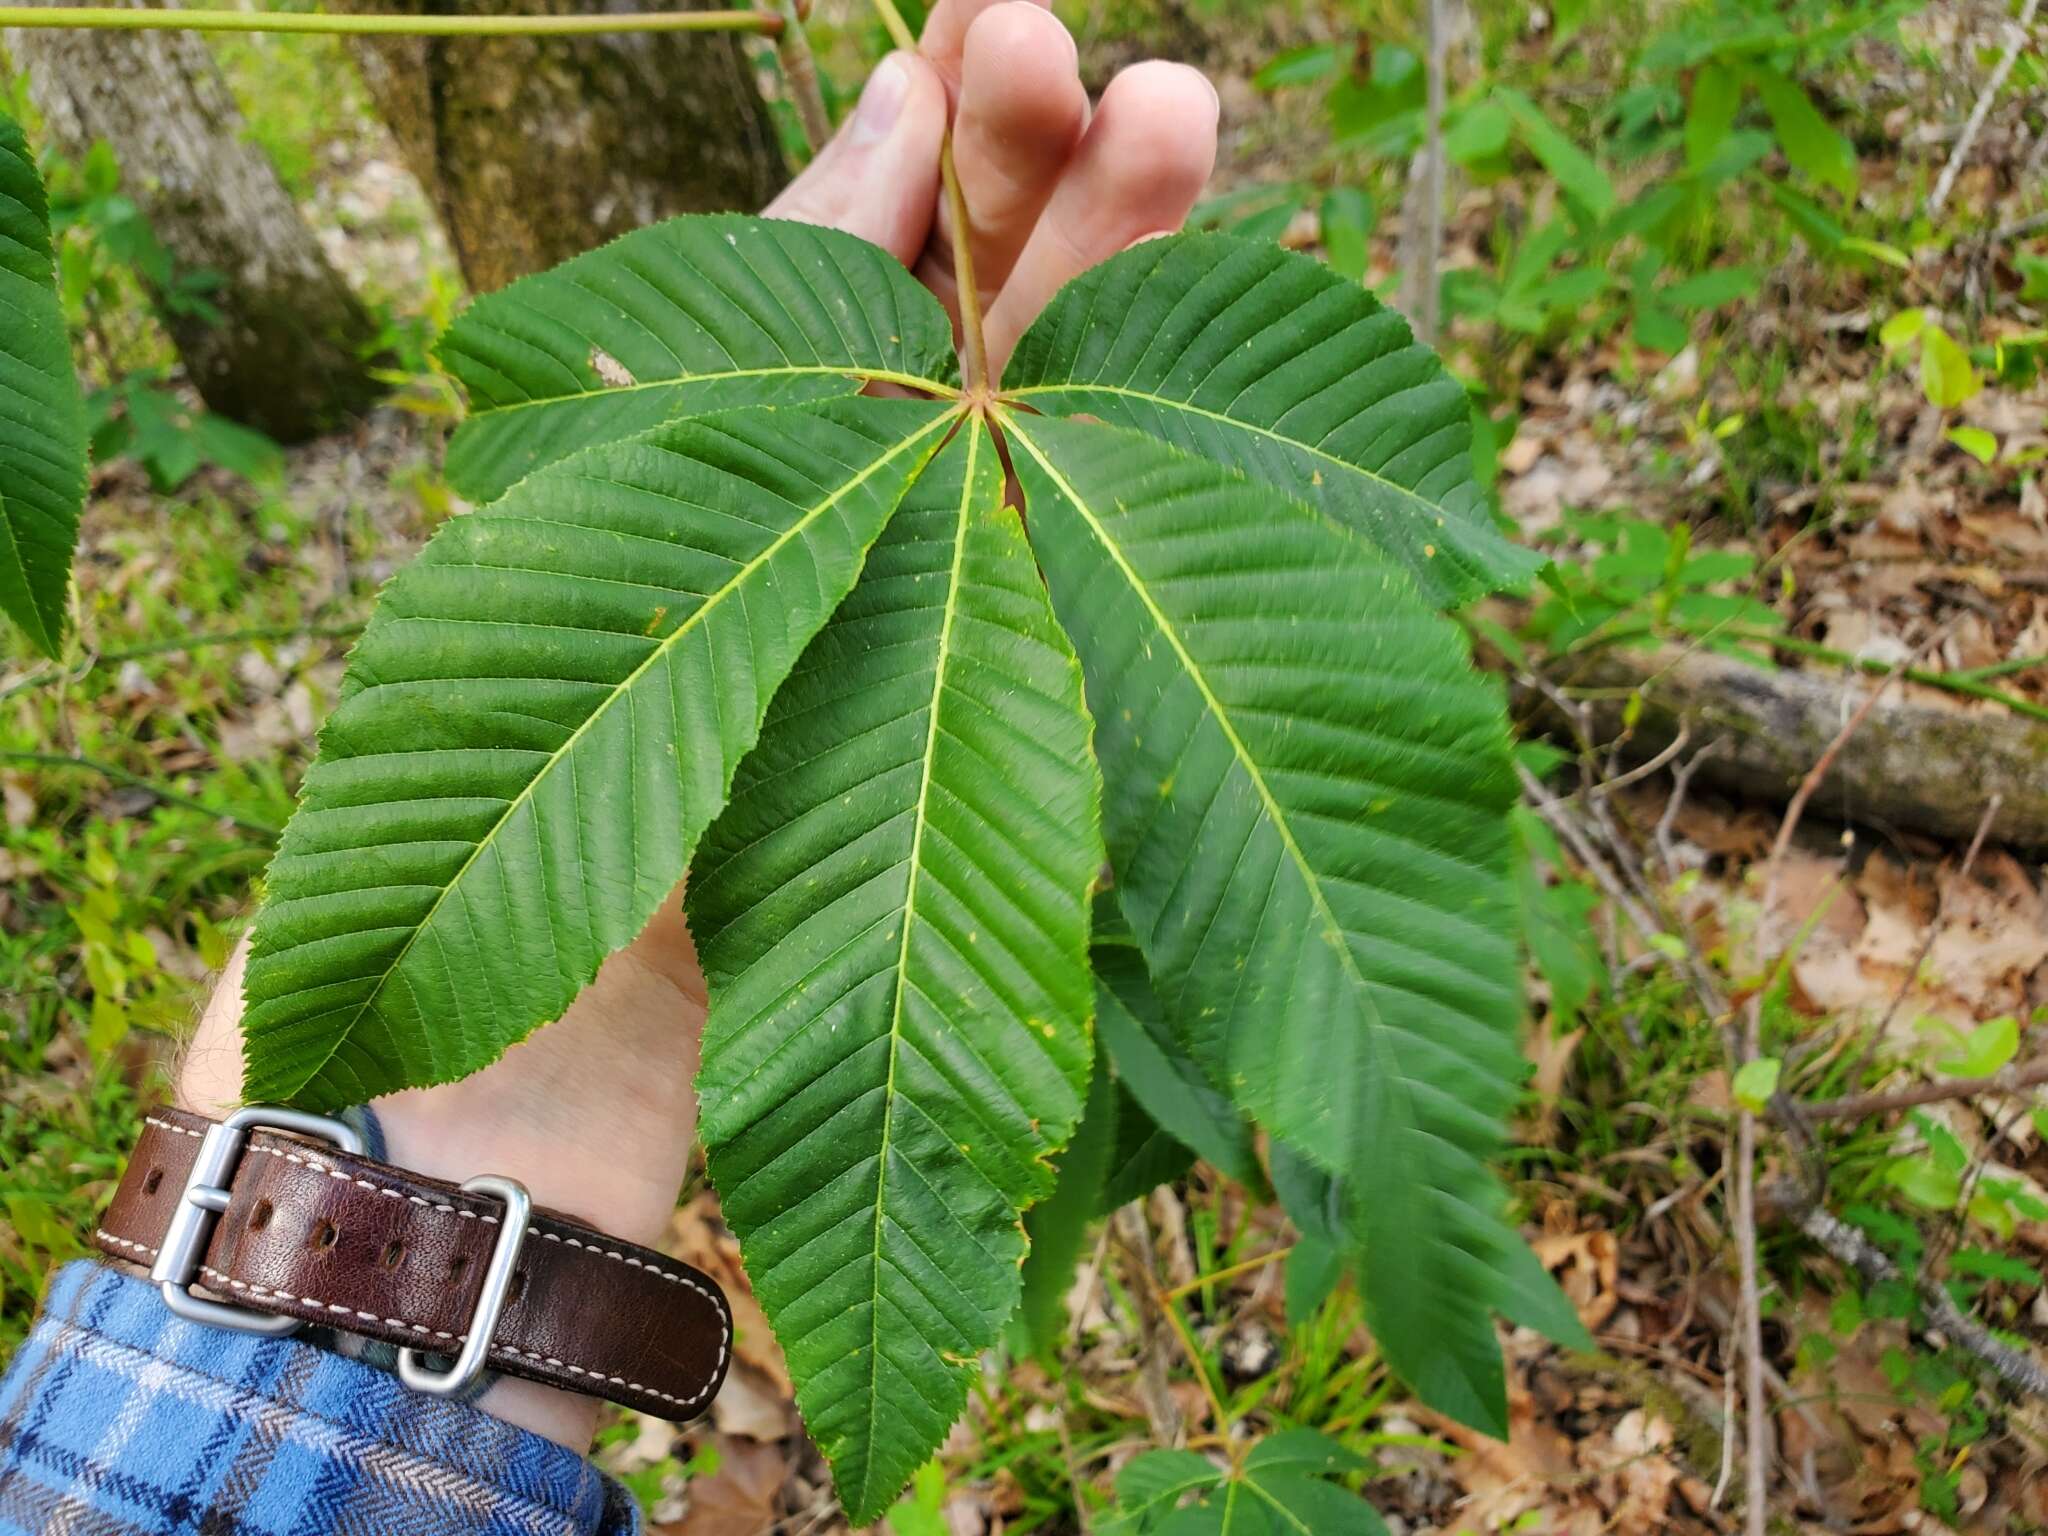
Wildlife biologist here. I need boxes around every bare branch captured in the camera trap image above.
[1928,0,2043,218]
[1801,1058,2048,1121]
[1798,1204,2048,1400]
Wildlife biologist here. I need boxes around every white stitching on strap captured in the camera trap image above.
[95,1228,160,1260]
[490,1343,716,1410]
[197,1266,462,1340]
[147,1116,502,1223]
[526,1225,733,1395]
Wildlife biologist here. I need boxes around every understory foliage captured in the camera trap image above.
[0,104,1585,1520]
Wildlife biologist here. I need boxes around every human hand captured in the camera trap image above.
[177,1,1218,1451]
[767,0,1220,376]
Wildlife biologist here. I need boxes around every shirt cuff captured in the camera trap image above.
[0,1261,640,1536]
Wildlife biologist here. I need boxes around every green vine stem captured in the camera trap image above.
[1727,626,2048,723]
[0,6,782,36]
[867,0,991,396]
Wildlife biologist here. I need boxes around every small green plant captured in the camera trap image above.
[1516,508,1785,658]
[37,135,286,491]
[1253,0,1914,365]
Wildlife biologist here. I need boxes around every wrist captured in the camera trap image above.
[172,904,710,1449]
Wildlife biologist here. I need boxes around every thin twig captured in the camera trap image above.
[1927,0,2043,217]
[0,4,782,34]
[1758,638,1934,915]
[774,0,832,160]
[1799,1204,2048,1399]
[1112,1203,1185,1447]
[1519,761,1728,1026]
[0,750,278,836]
[1162,1245,1294,1303]
[1736,638,1936,1535]
[0,621,364,705]
[1589,725,1691,797]
[1801,1058,2048,1121]
[1404,0,1449,342]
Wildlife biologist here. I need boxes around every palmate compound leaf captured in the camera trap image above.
[1001,231,1541,609]
[687,421,1100,1522]
[242,395,953,1106]
[1005,410,1549,1436]
[0,109,90,658]
[437,214,961,504]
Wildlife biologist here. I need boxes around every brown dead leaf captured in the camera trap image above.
[672,1195,791,1397]
[709,1360,795,1443]
[663,1435,788,1536]
[1924,850,2048,1010]
[1598,1409,1679,1536]
[1532,1228,1620,1333]
[2,772,34,830]
[1523,1027,1583,1146]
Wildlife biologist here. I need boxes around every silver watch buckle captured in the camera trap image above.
[397,1174,532,1397]
[152,1104,365,1336]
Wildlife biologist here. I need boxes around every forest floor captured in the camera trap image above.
[5,2,2048,1533]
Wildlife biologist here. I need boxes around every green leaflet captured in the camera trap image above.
[1751,67,1857,197]
[1093,926,1260,1191]
[438,215,961,503]
[0,110,90,658]
[1007,412,1531,1435]
[1000,232,1538,608]
[689,422,1100,1523]
[1106,1434,1387,1536]
[1101,1085,1197,1209]
[1015,1051,1119,1363]
[243,396,951,1106]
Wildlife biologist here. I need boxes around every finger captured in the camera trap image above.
[919,0,1052,93]
[762,51,949,266]
[984,61,1218,375]
[915,2,1089,312]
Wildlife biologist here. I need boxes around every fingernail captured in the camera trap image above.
[850,54,908,147]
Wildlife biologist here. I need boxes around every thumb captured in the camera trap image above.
[763,52,949,267]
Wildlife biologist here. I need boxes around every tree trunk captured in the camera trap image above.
[334,0,787,295]
[5,0,384,442]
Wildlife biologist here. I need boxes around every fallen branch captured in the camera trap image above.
[1797,1204,2048,1400]
[1801,1059,2048,1121]
[1519,645,2048,848]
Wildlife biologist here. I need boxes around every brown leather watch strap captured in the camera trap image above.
[93,1107,731,1420]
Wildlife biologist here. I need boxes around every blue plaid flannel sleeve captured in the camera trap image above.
[0,1261,641,1536]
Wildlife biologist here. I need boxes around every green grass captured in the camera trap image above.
[0,459,434,1353]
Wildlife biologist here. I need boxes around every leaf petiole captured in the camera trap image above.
[866,0,992,396]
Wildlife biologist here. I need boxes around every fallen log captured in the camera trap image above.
[1518,645,2048,850]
